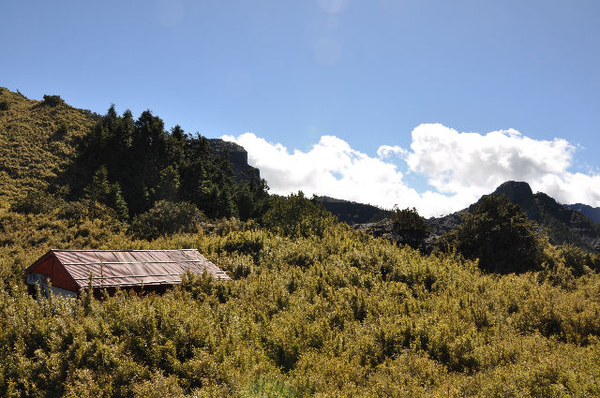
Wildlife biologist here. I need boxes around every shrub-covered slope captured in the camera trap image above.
[1,219,600,397]
[0,88,99,209]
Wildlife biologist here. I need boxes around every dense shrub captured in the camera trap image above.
[439,194,545,273]
[262,192,337,238]
[129,200,205,240]
[558,244,600,275]
[11,190,64,215]
[1,216,600,396]
[42,94,65,106]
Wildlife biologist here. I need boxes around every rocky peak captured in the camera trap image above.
[493,181,533,200]
[484,181,540,220]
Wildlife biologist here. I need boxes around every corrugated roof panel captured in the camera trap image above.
[67,263,103,289]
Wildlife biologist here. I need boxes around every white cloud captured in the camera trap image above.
[222,133,424,212]
[377,145,407,159]
[406,124,575,194]
[222,124,600,218]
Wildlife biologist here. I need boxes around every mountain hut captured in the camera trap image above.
[26,249,229,297]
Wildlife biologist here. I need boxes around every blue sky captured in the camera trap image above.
[2,0,600,216]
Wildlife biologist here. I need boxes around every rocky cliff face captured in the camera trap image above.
[208,139,260,183]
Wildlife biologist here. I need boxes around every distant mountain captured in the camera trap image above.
[313,196,392,225]
[565,203,600,224]
[429,181,600,252]
[365,181,600,253]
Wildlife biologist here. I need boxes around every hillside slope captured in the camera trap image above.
[0,88,268,221]
[1,89,600,396]
[0,88,98,208]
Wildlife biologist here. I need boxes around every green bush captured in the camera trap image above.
[262,192,337,238]
[439,194,545,273]
[391,206,430,249]
[11,190,64,214]
[129,200,205,239]
[222,230,264,260]
[42,94,65,106]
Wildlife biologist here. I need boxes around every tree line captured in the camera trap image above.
[60,106,269,228]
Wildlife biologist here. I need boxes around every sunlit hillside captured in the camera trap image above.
[0,88,98,209]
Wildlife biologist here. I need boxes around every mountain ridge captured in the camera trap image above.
[565,203,600,224]
[430,181,600,252]
[3,87,599,250]
[347,181,600,253]
[312,196,392,225]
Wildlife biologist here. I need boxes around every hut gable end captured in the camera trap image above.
[27,252,79,292]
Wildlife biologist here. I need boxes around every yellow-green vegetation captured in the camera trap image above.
[0,88,98,209]
[1,88,600,397]
[1,214,600,397]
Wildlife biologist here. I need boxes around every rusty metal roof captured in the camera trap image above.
[28,249,229,291]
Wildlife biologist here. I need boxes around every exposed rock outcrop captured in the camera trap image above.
[208,139,260,183]
[484,181,540,220]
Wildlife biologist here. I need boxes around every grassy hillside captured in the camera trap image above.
[0,88,98,209]
[1,88,600,396]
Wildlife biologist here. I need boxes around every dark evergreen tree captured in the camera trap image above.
[440,194,544,273]
[64,106,270,222]
[391,206,430,250]
[83,166,129,219]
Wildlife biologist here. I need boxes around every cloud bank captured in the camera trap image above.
[222,123,600,217]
